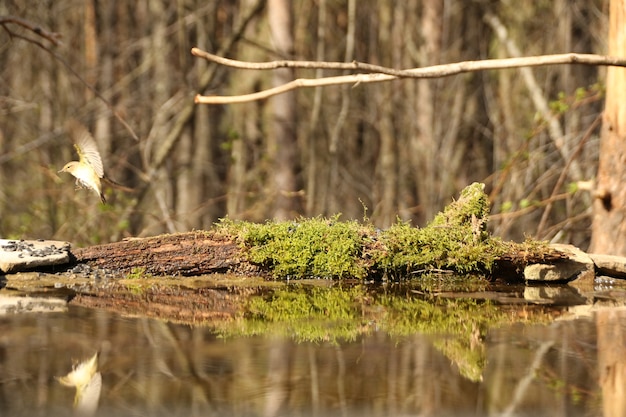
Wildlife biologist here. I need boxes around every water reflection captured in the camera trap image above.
[597,309,626,417]
[0,303,619,416]
[57,352,101,416]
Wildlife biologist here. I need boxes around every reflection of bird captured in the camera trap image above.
[57,352,102,416]
[59,120,106,203]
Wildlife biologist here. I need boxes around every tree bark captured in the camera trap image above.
[226,0,267,221]
[72,231,260,276]
[268,0,300,220]
[414,0,442,223]
[590,0,626,254]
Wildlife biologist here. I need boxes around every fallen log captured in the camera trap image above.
[72,231,261,276]
[70,228,573,281]
[66,183,597,282]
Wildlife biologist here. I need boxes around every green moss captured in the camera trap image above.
[374,183,507,276]
[123,267,151,295]
[126,267,150,280]
[218,215,373,279]
[216,183,548,280]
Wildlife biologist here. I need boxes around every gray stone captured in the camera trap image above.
[523,286,587,305]
[0,294,67,314]
[524,243,595,282]
[0,239,71,273]
[588,253,626,279]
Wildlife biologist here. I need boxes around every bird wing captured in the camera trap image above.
[67,120,105,178]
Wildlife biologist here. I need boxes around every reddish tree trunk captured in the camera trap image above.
[590,0,626,254]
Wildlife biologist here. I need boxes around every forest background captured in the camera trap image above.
[0,1,608,248]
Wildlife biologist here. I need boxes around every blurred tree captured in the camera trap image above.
[267,0,301,219]
[590,0,626,254]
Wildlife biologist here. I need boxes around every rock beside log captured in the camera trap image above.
[588,253,626,279]
[523,244,595,283]
[0,239,70,273]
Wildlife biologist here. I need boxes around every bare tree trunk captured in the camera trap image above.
[268,0,300,220]
[93,1,112,168]
[590,0,626,254]
[305,0,327,217]
[189,2,222,229]
[372,1,400,227]
[413,0,442,223]
[226,1,266,220]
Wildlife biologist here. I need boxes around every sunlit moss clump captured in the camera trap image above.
[217,183,544,279]
[218,215,373,279]
[375,182,505,275]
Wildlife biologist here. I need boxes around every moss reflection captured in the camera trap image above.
[225,285,369,343]
[216,282,540,381]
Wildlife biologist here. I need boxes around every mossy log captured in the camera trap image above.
[71,229,566,279]
[71,184,571,280]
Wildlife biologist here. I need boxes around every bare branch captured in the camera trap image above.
[0,15,139,141]
[192,46,626,104]
[0,15,62,46]
[485,12,580,180]
[195,73,395,104]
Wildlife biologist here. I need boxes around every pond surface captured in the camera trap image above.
[1,277,625,417]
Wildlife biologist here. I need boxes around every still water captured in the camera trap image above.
[1,298,623,417]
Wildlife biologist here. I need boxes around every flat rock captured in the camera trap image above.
[588,253,626,279]
[523,285,587,306]
[524,243,595,283]
[0,294,67,314]
[0,239,71,274]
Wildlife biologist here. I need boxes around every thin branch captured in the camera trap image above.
[536,113,602,238]
[123,0,268,227]
[0,15,62,46]
[501,341,554,417]
[154,0,266,170]
[1,15,139,141]
[49,49,140,141]
[192,47,626,104]
[195,72,395,104]
[330,0,356,154]
[485,12,581,180]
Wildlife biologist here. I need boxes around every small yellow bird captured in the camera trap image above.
[57,352,102,416]
[59,120,106,203]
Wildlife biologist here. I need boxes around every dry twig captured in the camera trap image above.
[0,15,139,141]
[0,15,62,46]
[192,46,626,104]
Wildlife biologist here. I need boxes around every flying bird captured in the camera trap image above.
[59,120,106,203]
[57,352,102,416]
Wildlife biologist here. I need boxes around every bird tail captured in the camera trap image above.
[102,176,134,193]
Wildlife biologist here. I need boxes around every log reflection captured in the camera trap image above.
[0,303,612,417]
